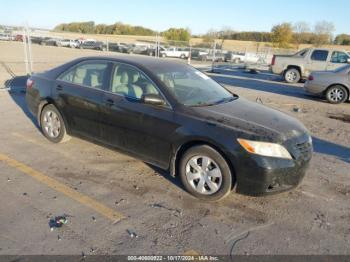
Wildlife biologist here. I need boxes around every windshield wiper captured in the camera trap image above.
[212,96,236,105]
[189,96,236,107]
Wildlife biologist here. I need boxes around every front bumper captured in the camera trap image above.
[232,136,312,196]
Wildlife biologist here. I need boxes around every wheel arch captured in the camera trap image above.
[170,139,237,187]
[37,99,70,133]
[285,65,302,75]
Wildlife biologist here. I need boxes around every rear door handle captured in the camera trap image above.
[56,85,63,91]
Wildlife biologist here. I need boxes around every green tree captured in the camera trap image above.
[334,34,350,45]
[163,28,191,42]
[271,23,293,48]
[54,21,156,36]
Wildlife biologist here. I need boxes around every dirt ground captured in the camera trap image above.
[0,41,349,257]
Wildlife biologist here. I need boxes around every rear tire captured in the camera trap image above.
[40,104,70,143]
[284,68,301,83]
[326,85,348,104]
[179,145,233,201]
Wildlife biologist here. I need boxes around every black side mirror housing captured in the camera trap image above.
[142,94,166,106]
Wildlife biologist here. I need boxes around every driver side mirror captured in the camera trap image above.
[142,94,166,106]
[347,58,350,64]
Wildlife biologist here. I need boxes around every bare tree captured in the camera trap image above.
[293,22,310,49]
[313,21,335,46]
[218,26,234,48]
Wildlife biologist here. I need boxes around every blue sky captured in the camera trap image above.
[1,0,349,34]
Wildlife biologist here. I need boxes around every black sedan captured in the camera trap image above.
[26,56,313,201]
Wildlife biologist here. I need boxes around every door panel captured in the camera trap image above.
[54,81,103,139]
[306,50,328,74]
[99,62,178,167]
[100,94,176,166]
[53,60,111,139]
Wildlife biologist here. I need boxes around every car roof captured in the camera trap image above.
[74,55,187,70]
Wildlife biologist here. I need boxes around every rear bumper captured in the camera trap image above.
[304,81,327,96]
[271,65,284,75]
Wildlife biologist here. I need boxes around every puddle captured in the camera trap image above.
[328,113,350,124]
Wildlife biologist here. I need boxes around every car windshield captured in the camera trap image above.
[152,65,236,106]
[334,64,350,73]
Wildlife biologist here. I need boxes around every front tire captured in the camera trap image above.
[40,104,70,143]
[284,68,301,83]
[179,145,233,201]
[326,85,348,104]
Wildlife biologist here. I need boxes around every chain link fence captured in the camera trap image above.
[0,25,301,90]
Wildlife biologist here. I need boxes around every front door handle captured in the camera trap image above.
[56,85,63,91]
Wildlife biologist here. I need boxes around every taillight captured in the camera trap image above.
[308,75,314,81]
[271,55,276,66]
[26,78,34,89]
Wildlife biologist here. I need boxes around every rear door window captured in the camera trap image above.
[330,51,349,63]
[58,62,109,89]
[311,50,329,61]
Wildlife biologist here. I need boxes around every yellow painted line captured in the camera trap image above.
[12,132,72,159]
[183,250,200,256]
[12,132,40,145]
[0,153,125,222]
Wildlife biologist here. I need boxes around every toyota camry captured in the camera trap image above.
[26,56,313,201]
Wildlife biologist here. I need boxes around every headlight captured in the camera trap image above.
[237,138,292,159]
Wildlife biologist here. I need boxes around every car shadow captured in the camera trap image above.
[312,137,350,164]
[145,163,185,190]
[5,75,39,129]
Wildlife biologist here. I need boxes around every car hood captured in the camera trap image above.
[190,98,308,143]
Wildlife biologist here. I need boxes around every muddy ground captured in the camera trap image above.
[0,41,349,256]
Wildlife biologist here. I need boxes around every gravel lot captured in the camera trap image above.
[0,41,349,256]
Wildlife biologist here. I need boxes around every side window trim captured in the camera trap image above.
[57,60,111,91]
[109,62,172,109]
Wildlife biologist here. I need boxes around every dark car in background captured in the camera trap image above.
[200,50,226,62]
[108,42,133,53]
[190,48,209,60]
[79,41,106,51]
[40,38,60,46]
[26,56,312,201]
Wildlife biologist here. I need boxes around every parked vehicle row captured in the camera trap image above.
[0,33,14,41]
[271,48,350,83]
[270,47,350,104]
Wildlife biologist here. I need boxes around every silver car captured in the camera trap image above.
[304,64,350,104]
